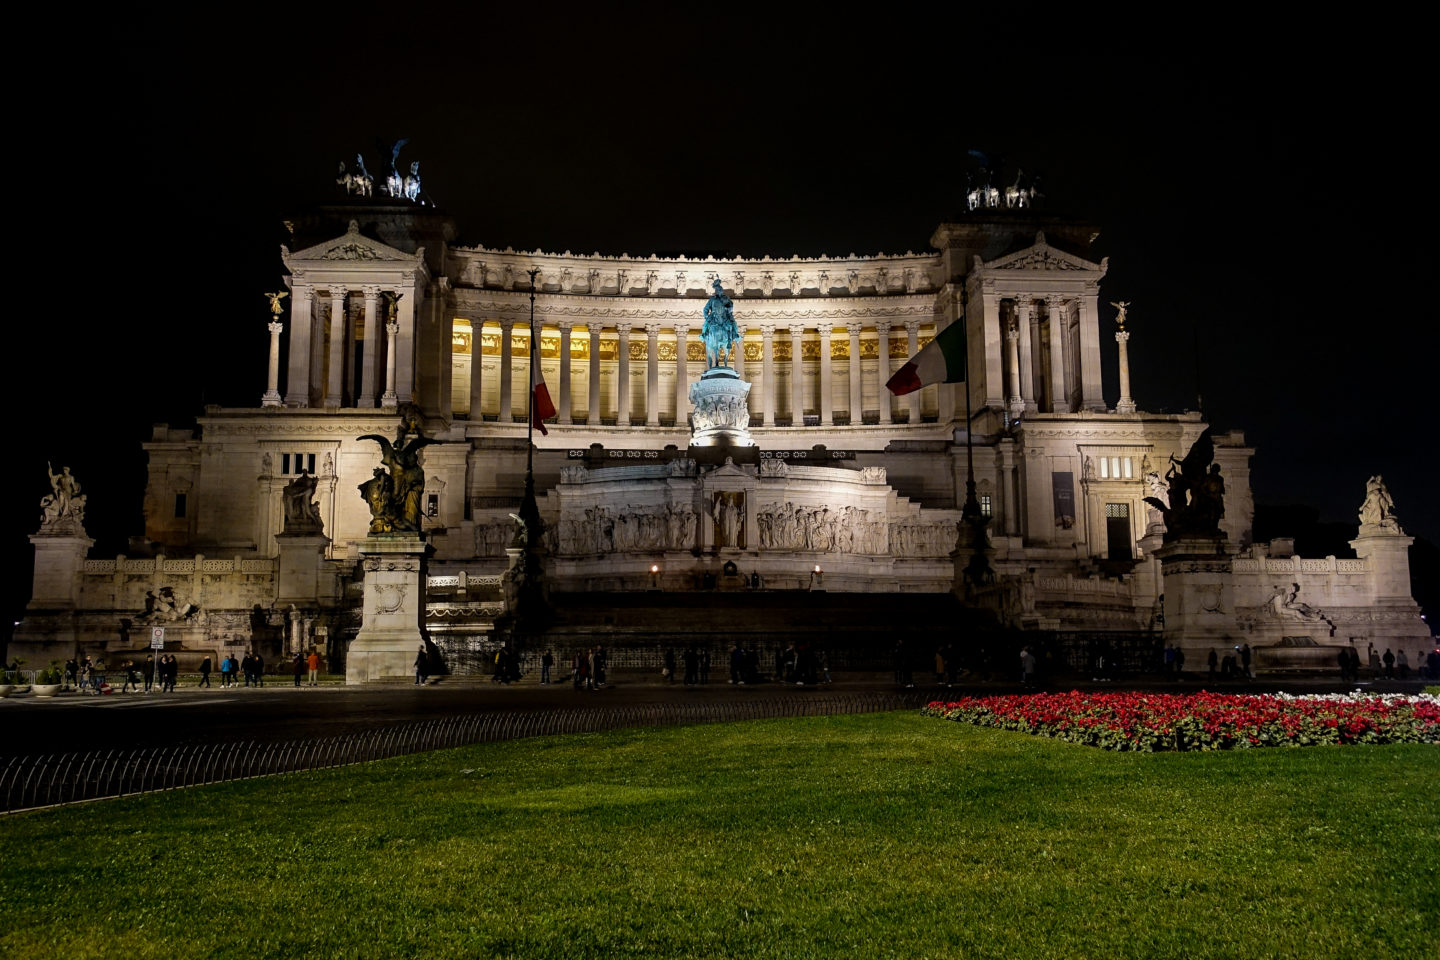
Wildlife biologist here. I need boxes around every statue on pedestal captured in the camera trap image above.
[281,469,324,535]
[1358,475,1400,531]
[358,418,439,535]
[1143,428,1225,541]
[39,462,87,533]
[701,277,739,369]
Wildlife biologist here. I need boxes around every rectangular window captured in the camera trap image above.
[979,495,992,518]
[1105,502,1132,560]
[1099,457,1109,479]
[281,453,291,475]
[427,494,440,517]
[1110,456,1121,479]
[1123,457,1133,479]
[174,493,187,518]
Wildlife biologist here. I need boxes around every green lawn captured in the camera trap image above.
[3,712,1436,960]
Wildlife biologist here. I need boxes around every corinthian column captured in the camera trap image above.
[759,322,776,426]
[846,321,863,424]
[817,322,834,426]
[381,319,399,409]
[1006,321,1023,419]
[674,323,689,424]
[789,323,805,425]
[360,286,380,407]
[262,320,283,406]
[587,322,603,423]
[1116,329,1136,413]
[467,319,484,420]
[498,319,515,422]
[617,325,632,426]
[556,321,573,424]
[324,286,348,407]
[284,284,313,407]
[875,321,892,424]
[904,320,920,424]
[1016,298,1036,413]
[1047,296,1069,413]
[645,323,660,426]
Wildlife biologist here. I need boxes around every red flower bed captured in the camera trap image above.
[922,691,1440,751]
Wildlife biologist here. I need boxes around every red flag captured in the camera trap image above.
[530,336,556,435]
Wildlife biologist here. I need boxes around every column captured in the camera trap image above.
[904,320,921,424]
[875,321,892,424]
[467,319,485,420]
[1047,296,1069,413]
[1006,321,1023,419]
[998,439,1019,537]
[732,325,746,379]
[325,288,348,406]
[979,286,1003,408]
[674,323,689,423]
[395,278,416,403]
[587,322,603,423]
[789,323,805,424]
[759,322,775,426]
[262,320,283,406]
[498,319,515,422]
[1079,294,1106,411]
[360,286,380,407]
[284,284,313,407]
[645,323,660,426]
[817,321,834,426]
[846,321,863,424]
[1016,298,1037,413]
[557,321,573,424]
[616,325,631,426]
[1115,329,1135,413]
[381,319,399,408]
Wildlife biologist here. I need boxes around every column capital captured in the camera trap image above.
[674,322,690,335]
[788,323,806,337]
[1006,322,1020,341]
[874,320,892,335]
[759,322,776,338]
[555,319,574,332]
[585,321,604,335]
[845,321,863,337]
[644,323,661,337]
[1115,330,1131,344]
[1045,294,1066,309]
[616,325,632,340]
[386,320,399,336]
[816,321,833,336]
[329,285,349,299]
[361,284,381,300]
[268,320,283,335]
[1014,297,1032,318]
[903,319,921,334]
[499,318,516,332]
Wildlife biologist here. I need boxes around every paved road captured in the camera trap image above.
[1,672,1427,759]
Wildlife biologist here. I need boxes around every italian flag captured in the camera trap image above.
[530,334,556,435]
[885,320,968,396]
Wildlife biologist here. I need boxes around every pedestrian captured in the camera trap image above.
[64,658,78,691]
[729,643,744,684]
[540,649,553,685]
[1163,644,1176,676]
[93,657,108,693]
[1240,643,1253,679]
[700,648,711,684]
[1368,644,1381,676]
[198,656,212,688]
[219,654,232,688]
[1207,648,1218,681]
[683,647,698,685]
[594,646,607,687]
[293,653,305,687]
[414,644,428,685]
[1382,648,1395,678]
[1348,646,1362,684]
[572,649,589,690]
[307,649,321,686]
[1396,649,1410,679]
[1020,646,1036,685]
[121,659,139,693]
[662,647,676,683]
[1174,646,1186,678]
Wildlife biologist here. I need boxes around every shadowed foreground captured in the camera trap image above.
[2,711,1436,959]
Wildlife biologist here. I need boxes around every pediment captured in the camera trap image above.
[283,220,420,264]
[976,232,1103,274]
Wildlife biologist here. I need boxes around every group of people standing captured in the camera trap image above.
[217,651,265,687]
[571,646,608,689]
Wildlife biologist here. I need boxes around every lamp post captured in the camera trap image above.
[514,269,546,636]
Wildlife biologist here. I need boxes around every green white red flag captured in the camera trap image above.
[530,331,556,435]
[886,320,968,396]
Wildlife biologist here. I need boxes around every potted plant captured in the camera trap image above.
[3,659,26,695]
[32,664,64,698]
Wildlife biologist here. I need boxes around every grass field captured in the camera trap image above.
[2,711,1436,959]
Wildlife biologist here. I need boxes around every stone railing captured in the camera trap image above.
[1235,556,1370,575]
[82,557,278,576]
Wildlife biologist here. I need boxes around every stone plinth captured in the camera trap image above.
[275,533,334,607]
[689,368,754,448]
[28,533,93,610]
[348,536,427,683]
[1156,536,1236,657]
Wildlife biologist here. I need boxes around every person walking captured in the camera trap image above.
[1382,648,1395,678]
[198,656,212,689]
[414,644,428,685]
[1020,646,1037,686]
[293,653,305,687]
[540,649,553,685]
[219,653,232,688]
[121,659,139,693]
[699,648,711,684]
[64,658,78,691]
[307,649,321,686]
[662,647,676,684]
[1396,649,1410,679]
[1207,648,1218,682]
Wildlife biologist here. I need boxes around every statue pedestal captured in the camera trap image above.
[28,533,93,610]
[275,533,335,607]
[347,536,427,684]
[689,368,754,448]
[1156,536,1236,659]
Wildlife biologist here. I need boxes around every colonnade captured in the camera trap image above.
[270,284,411,409]
[457,319,936,427]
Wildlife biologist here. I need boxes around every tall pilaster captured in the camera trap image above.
[467,319,484,419]
[904,320,921,424]
[381,319,399,409]
[645,323,660,426]
[1005,321,1023,419]
[616,325,631,425]
[759,322,776,426]
[1046,296,1069,413]
[360,286,380,407]
[1078,292,1106,411]
[846,321,863,424]
[328,285,353,404]
[395,277,417,403]
[674,323,689,424]
[498,319,515,422]
[557,321,573,424]
[263,320,283,406]
[789,323,805,424]
[818,321,834,426]
[587,322,603,423]
[1016,298,1036,413]
[285,284,313,407]
[875,321,892,424]
[1115,329,1135,414]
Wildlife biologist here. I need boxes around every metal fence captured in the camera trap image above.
[0,693,928,814]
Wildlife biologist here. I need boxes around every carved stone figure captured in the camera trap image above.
[358,423,440,535]
[39,462,87,532]
[1358,475,1399,529]
[281,469,324,535]
[1142,429,1224,541]
[701,277,739,369]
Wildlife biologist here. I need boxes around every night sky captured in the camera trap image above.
[10,9,1432,624]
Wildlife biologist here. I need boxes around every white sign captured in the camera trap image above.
[150,627,165,649]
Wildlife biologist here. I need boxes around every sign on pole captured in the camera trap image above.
[150,627,165,650]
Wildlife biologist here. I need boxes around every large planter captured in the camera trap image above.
[32,684,62,698]
[0,684,13,698]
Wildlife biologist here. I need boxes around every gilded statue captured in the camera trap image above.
[358,420,439,535]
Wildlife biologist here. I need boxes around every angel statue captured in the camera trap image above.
[263,290,289,318]
[1110,301,1131,330]
[357,426,440,534]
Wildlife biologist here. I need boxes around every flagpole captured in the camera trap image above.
[527,268,539,479]
[958,284,992,586]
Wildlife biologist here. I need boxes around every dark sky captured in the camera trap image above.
[10,8,1432,622]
